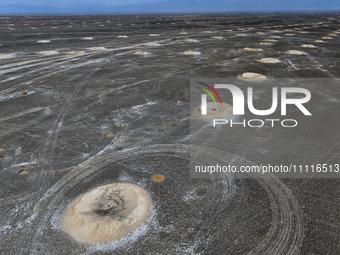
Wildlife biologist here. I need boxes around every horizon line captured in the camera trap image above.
[1,10,340,16]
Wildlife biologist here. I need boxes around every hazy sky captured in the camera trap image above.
[0,0,339,14]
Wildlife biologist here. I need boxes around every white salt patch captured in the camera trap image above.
[242,47,263,52]
[66,51,86,55]
[300,44,317,48]
[0,53,15,59]
[81,37,94,40]
[212,36,223,39]
[184,39,199,42]
[37,40,50,43]
[87,47,107,51]
[149,34,160,37]
[133,51,149,55]
[39,50,58,55]
[259,42,273,45]
[181,51,201,55]
[285,50,305,55]
[237,72,267,81]
[117,35,128,38]
[257,58,281,63]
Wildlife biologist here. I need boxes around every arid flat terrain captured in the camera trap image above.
[0,14,340,254]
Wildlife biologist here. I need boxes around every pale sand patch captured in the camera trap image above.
[256,32,265,34]
[149,34,160,37]
[264,39,277,42]
[37,40,50,43]
[242,47,263,52]
[321,36,332,40]
[212,36,223,39]
[328,33,337,36]
[257,58,281,64]
[39,50,58,55]
[202,31,213,33]
[259,42,273,45]
[300,44,317,48]
[81,37,94,40]
[194,102,233,120]
[298,31,308,34]
[61,183,152,244]
[184,39,199,42]
[236,33,247,36]
[181,51,201,55]
[86,47,106,51]
[133,51,149,55]
[271,35,281,38]
[179,32,188,35]
[66,51,86,55]
[313,40,324,43]
[237,72,267,81]
[285,50,305,55]
[0,53,15,59]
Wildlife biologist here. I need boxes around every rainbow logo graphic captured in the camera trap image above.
[196,82,222,106]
